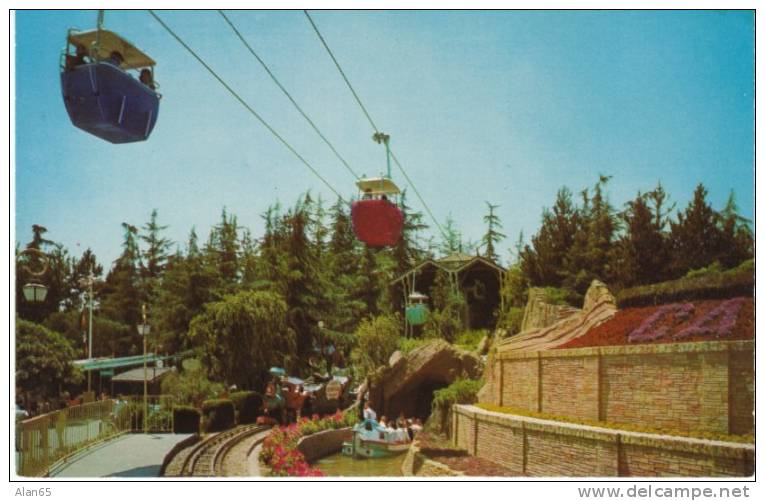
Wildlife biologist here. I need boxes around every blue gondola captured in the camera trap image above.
[60,25,160,144]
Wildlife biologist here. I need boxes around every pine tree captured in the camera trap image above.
[669,184,723,276]
[520,187,578,287]
[718,190,753,268]
[439,214,463,256]
[140,209,172,303]
[481,202,506,263]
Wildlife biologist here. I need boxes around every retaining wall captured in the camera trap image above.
[453,405,754,477]
[484,340,754,435]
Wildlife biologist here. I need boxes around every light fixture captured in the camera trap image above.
[22,283,48,303]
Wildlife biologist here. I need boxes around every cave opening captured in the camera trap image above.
[384,378,450,421]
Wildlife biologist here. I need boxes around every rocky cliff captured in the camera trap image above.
[366,339,481,419]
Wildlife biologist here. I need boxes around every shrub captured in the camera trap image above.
[454,329,488,351]
[398,337,428,355]
[617,260,753,308]
[497,306,524,336]
[429,378,484,435]
[259,411,357,477]
[201,399,235,432]
[230,391,262,424]
[350,315,401,378]
[173,406,201,433]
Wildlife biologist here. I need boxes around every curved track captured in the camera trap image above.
[179,424,267,476]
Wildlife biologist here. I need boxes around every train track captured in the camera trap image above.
[178,424,268,477]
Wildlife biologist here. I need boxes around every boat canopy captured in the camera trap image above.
[355,177,401,196]
[68,29,156,69]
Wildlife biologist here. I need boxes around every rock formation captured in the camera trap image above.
[366,339,481,419]
[478,280,617,403]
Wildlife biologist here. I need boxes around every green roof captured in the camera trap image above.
[73,351,191,372]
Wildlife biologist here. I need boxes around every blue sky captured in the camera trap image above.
[15,10,754,267]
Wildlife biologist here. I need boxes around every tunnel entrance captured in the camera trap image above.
[384,378,449,421]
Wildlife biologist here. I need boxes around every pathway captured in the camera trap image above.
[52,433,192,477]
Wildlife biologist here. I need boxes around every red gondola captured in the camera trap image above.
[351,177,404,247]
[351,132,404,247]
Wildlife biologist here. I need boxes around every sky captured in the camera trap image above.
[14,10,754,268]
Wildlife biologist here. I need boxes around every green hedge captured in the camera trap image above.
[617,260,754,308]
[173,406,201,434]
[230,391,262,424]
[201,399,235,432]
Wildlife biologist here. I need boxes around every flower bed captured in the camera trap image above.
[258,411,358,477]
[559,297,753,349]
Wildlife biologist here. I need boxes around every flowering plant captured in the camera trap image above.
[674,297,745,340]
[259,410,357,477]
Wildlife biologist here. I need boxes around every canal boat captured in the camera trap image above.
[342,419,410,459]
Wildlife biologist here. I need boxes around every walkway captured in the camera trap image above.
[52,433,192,478]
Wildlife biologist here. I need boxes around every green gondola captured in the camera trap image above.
[405,292,429,325]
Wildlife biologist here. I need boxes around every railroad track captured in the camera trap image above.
[179,424,268,477]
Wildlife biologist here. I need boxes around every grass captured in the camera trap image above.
[475,404,754,444]
[454,329,488,351]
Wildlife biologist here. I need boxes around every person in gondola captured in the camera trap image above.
[362,188,373,200]
[139,68,156,90]
[65,45,89,70]
[105,50,124,67]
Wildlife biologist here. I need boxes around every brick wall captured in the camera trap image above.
[453,405,754,477]
[482,340,753,435]
[728,349,755,435]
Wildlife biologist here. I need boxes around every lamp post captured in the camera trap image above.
[78,266,96,393]
[136,305,150,434]
[19,247,49,303]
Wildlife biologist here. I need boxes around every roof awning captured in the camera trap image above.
[112,366,175,383]
[355,177,401,195]
[68,29,156,69]
[73,350,192,372]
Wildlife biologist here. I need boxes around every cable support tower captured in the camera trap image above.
[303,10,449,242]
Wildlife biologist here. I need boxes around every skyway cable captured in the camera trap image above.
[218,10,361,181]
[148,10,348,205]
[303,10,449,241]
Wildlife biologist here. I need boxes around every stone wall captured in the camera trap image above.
[297,428,352,463]
[401,441,464,477]
[453,405,754,477]
[482,340,754,435]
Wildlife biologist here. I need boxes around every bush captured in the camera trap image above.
[397,337,427,354]
[201,399,235,432]
[540,286,582,307]
[173,406,201,433]
[350,315,401,378]
[617,259,753,308]
[429,378,484,435]
[230,391,262,424]
[497,306,524,336]
[454,329,488,351]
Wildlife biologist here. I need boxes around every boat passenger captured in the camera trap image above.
[363,401,377,421]
[379,415,389,429]
[396,411,407,428]
[411,418,423,435]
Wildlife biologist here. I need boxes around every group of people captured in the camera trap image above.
[65,44,156,91]
[362,401,423,443]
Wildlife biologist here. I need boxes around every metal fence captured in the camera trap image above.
[16,395,175,477]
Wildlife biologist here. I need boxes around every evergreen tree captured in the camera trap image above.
[140,209,172,302]
[439,214,463,256]
[481,202,506,263]
[520,187,578,287]
[669,184,723,276]
[717,190,753,268]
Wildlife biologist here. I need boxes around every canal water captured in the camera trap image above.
[314,452,407,477]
